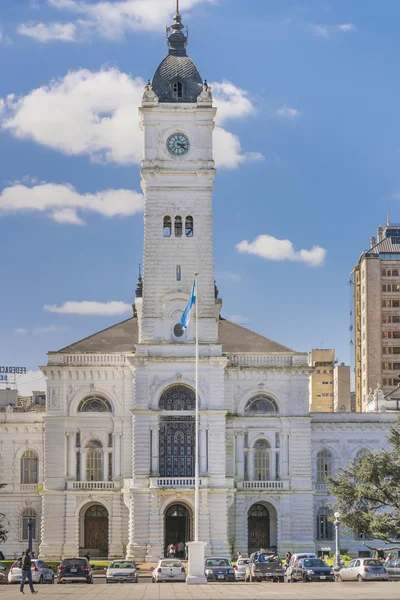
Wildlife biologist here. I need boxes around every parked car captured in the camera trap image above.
[204,557,235,582]
[245,552,285,582]
[152,559,186,583]
[290,558,335,582]
[284,553,317,582]
[385,558,400,580]
[0,562,9,584]
[106,560,139,584]
[8,559,54,584]
[234,558,249,581]
[57,557,93,584]
[337,558,388,582]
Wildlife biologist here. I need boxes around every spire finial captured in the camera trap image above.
[167,0,187,56]
[388,210,391,227]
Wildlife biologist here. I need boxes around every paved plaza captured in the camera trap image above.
[1,582,400,600]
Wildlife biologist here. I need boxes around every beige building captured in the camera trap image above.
[333,362,351,412]
[353,221,400,411]
[308,349,335,412]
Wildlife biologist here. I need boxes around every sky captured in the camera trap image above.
[1,0,399,395]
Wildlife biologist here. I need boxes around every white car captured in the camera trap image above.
[8,559,54,584]
[106,560,139,584]
[234,558,249,581]
[152,559,186,583]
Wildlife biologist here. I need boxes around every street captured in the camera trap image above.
[1,581,400,600]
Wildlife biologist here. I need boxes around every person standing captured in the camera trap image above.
[20,549,38,595]
[178,541,185,558]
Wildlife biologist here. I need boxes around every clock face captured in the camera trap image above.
[167,133,190,156]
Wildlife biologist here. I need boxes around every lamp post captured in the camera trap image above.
[334,511,341,574]
[27,518,34,554]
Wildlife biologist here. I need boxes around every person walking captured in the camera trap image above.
[20,549,38,595]
[237,551,242,561]
[178,541,185,559]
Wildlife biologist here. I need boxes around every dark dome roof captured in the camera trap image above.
[152,54,203,103]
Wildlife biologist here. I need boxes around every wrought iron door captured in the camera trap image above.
[248,504,270,554]
[159,416,195,477]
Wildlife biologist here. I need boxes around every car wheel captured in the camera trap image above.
[357,575,364,582]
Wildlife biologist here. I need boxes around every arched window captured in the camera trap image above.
[20,450,38,484]
[185,216,194,237]
[356,448,370,461]
[163,216,172,237]
[316,449,333,482]
[175,216,182,237]
[21,508,37,541]
[253,439,271,480]
[86,439,103,481]
[245,395,278,413]
[316,506,333,540]
[78,396,112,413]
[172,81,183,99]
[159,385,195,410]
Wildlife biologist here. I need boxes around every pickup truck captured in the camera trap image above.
[244,552,285,582]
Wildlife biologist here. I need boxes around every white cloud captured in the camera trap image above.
[15,370,47,396]
[276,106,301,118]
[42,0,213,40]
[44,300,132,315]
[14,328,27,335]
[18,22,77,42]
[236,234,326,267]
[310,22,356,39]
[1,68,261,169]
[226,314,251,324]
[33,325,64,334]
[0,182,144,225]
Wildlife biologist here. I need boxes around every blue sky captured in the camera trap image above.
[1,0,399,393]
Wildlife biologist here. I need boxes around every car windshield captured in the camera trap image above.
[303,559,327,567]
[205,559,230,567]
[62,559,87,567]
[364,559,382,566]
[109,561,136,569]
[160,561,182,568]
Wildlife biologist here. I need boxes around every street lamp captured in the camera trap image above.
[334,511,341,573]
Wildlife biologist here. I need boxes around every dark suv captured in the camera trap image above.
[57,558,93,584]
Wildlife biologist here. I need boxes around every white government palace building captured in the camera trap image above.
[0,7,397,562]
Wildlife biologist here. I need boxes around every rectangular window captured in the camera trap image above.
[275,432,280,448]
[394,347,400,354]
[383,331,392,338]
[394,316,400,323]
[76,431,81,448]
[393,269,399,276]
[22,516,37,541]
[382,315,392,323]
[393,363,400,370]
[382,284,387,292]
[383,347,392,354]
[176,265,181,281]
[394,331,400,338]
[383,362,391,370]
[108,433,113,448]
[76,452,80,481]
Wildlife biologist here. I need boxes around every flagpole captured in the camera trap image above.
[194,272,199,543]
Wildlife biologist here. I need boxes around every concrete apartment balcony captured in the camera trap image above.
[313,482,329,493]
[66,481,121,491]
[236,480,289,491]
[149,477,209,489]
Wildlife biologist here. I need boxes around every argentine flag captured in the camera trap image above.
[179,278,197,330]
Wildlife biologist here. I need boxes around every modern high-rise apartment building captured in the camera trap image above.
[353,220,400,411]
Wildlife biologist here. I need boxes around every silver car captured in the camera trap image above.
[8,559,54,584]
[385,558,400,580]
[234,558,249,581]
[152,559,186,583]
[106,560,139,584]
[338,558,388,582]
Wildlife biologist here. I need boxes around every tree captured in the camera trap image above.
[329,421,400,544]
[0,484,8,543]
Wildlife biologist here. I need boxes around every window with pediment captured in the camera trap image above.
[245,395,278,413]
[253,439,271,480]
[20,450,38,484]
[316,449,333,482]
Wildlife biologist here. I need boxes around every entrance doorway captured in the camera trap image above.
[248,503,270,555]
[164,504,192,557]
[84,504,109,557]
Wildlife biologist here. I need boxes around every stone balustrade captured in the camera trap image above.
[67,481,118,490]
[47,353,127,367]
[19,484,38,492]
[227,354,307,367]
[236,480,288,490]
[313,482,329,493]
[149,477,207,489]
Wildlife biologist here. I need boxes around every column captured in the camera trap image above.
[81,448,87,481]
[113,433,121,479]
[236,431,245,480]
[248,448,254,481]
[200,426,208,475]
[150,426,159,476]
[66,432,75,479]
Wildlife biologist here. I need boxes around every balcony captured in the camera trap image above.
[66,481,120,491]
[149,477,208,489]
[237,480,289,491]
[18,484,38,493]
[313,482,329,493]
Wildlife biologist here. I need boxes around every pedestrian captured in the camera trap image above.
[30,551,35,559]
[185,543,188,560]
[0,550,4,560]
[237,551,242,561]
[285,552,292,566]
[384,553,393,565]
[178,541,185,559]
[20,548,38,595]
[84,553,91,562]
[168,543,175,558]
[175,542,179,557]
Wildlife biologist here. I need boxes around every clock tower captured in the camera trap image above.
[136,7,219,346]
